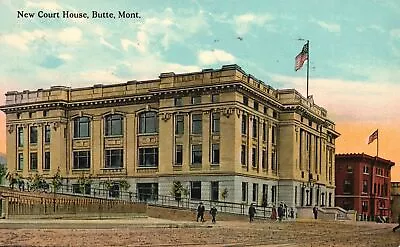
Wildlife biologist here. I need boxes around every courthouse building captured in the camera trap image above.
[0,64,339,207]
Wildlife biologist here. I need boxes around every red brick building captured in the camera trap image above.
[335,153,394,220]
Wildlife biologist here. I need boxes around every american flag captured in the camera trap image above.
[368,129,378,144]
[295,43,309,71]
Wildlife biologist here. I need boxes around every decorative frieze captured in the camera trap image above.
[138,135,159,146]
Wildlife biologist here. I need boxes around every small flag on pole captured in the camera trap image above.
[295,43,309,71]
[368,129,378,144]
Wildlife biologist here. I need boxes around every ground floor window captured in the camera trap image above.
[242,182,248,202]
[137,183,158,201]
[105,149,123,168]
[211,181,219,201]
[72,184,91,195]
[109,183,120,198]
[73,151,90,169]
[190,181,201,200]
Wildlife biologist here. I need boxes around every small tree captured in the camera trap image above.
[119,179,131,192]
[30,173,49,192]
[221,188,229,202]
[171,181,188,207]
[0,163,7,185]
[77,174,92,195]
[51,167,63,193]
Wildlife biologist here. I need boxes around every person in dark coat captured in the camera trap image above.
[197,202,205,222]
[277,204,284,222]
[313,205,318,220]
[393,214,400,232]
[249,203,256,222]
[210,205,218,223]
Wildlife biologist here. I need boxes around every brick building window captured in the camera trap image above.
[344,179,352,194]
[73,151,91,169]
[30,126,38,144]
[191,114,202,134]
[139,112,158,134]
[362,180,368,193]
[105,149,123,168]
[74,117,90,138]
[191,145,202,164]
[190,181,201,200]
[138,148,158,168]
[44,124,51,143]
[44,152,50,170]
[175,115,184,135]
[30,153,37,171]
[105,114,123,136]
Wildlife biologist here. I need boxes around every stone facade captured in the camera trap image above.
[0,64,339,208]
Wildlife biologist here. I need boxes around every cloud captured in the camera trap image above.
[234,13,274,35]
[311,19,341,33]
[269,74,400,122]
[356,25,385,33]
[57,27,82,44]
[390,29,400,39]
[100,37,118,50]
[198,49,236,65]
[26,1,62,11]
[58,53,73,60]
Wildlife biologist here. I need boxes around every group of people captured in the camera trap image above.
[196,202,218,223]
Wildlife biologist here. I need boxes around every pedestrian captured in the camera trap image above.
[249,203,256,222]
[271,205,277,221]
[393,214,400,232]
[313,205,318,220]
[290,207,295,218]
[210,205,218,223]
[197,202,205,222]
[278,204,284,222]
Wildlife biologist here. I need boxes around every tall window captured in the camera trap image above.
[254,102,259,111]
[252,183,258,202]
[139,112,158,134]
[44,152,50,170]
[18,153,23,170]
[191,96,201,104]
[262,184,268,206]
[271,125,276,144]
[242,182,248,202]
[175,115,184,135]
[262,122,266,141]
[105,149,123,168]
[138,148,158,168]
[30,153,37,170]
[174,97,183,106]
[241,115,247,135]
[241,145,246,166]
[30,126,37,144]
[105,114,123,136]
[192,114,202,134]
[190,181,201,200]
[362,180,368,193]
[18,127,24,147]
[212,144,220,164]
[252,119,257,138]
[73,151,91,169]
[175,145,183,165]
[243,96,248,106]
[191,145,202,164]
[44,124,51,143]
[252,147,257,168]
[211,181,219,201]
[212,113,220,134]
[344,179,352,194]
[271,186,276,203]
[262,150,266,169]
[74,117,90,138]
[271,150,276,170]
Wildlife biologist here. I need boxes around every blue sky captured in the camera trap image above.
[0,0,399,120]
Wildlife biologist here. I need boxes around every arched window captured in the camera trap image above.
[74,117,90,138]
[139,112,158,134]
[105,114,123,136]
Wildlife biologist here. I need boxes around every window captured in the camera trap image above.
[262,122,266,141]
[190,181,201,200]
[191,145,202,164]
[344,179,352,194]
[211,94,219,103]
[243,96,248,106]
[252,183,258,202]
[252,119,257,138]
[108,183,120,198]
[43,110,48,117]
[262,184,268,207]
[44,152,50,170]
[73,151,90,169]
[262,150,266,169]
[139,112,158,134]
[30,126,37,144]
[295,186,298,205]
[191,96,201,104]
[241,145,246,166]
[212,113,220,134]
[137,183,158,201]
[362,201,368,212]
[29,112,33,118]
[241,115,247,135]
[271,125,276,144]
[73,184,91,195]
[175,115,184,135]
[44,124,51,143]
[74,117,90,138]
[18,127,24,147]
[192,114,202,134]
[138,148,158,168]
[347,165,353,173]
[271,186,277,203]
[18,153,23,170]
[362,180,368,193]
[212,144,220,164]
[30,153,37,170]
[252,147,257,168]
[242,182,248,202]
[211,181,219,201]
[271,150,276,170]
[254,102,259,111]
[264,106,268,114]
[174,97,183,106]
[105,149,123,168]
[105,114,123,136]
[175,145,183,165]
[363,166,369,174]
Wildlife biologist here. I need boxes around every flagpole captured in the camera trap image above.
[376,129,379,158]
[306,40,310,99]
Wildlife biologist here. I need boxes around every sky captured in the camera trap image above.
[0,0,399,179]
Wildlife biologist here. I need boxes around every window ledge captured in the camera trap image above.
[137,133,159,136]
[104,135,124,138]
[73,137,90,140]
[72,168,90,172]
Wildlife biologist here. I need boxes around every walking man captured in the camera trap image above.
[393,214,400,232]
[278,204,284,222]
[210,205,218,223]
[197,202,205,222]
[249,203,256,222]
[313,205,318,220]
